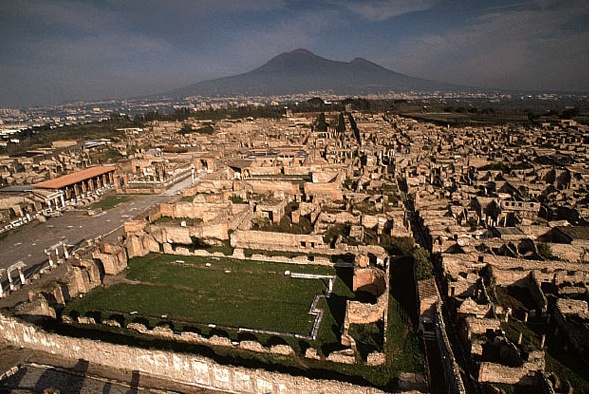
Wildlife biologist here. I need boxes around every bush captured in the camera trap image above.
[411,247,433,280]
[537,242,557,260]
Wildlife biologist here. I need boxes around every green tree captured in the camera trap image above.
[412,247,433,280]
[336,112,346,134]
[315,112,328,132]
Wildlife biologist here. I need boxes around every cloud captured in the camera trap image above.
[224,8,346,72]
[338,0,439,21]
[383,1,589,91]
[106,0,285,18]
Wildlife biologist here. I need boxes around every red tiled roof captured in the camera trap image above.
[34,166,116,189]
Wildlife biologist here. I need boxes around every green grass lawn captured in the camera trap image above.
[65,254,353,337]
[88,195,131,211]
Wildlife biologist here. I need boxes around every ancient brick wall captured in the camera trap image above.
[230,230,325,251]
[92,245,128,275]
[158,202,232,222]
[478,359,543,385]
[0,313,386,394]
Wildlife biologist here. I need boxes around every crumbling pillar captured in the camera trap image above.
[63,244,69,260]
[47,251,54,268]
[523,311,528,323]
[327,277,334,297]
[17,267,26,285]
[540,334,546,349]
[517,332,523,345]
[0,269,5,298]
[7,271,14,291]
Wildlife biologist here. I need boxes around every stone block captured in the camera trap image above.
[239,341,265,353]
[305,347,321,360]
[366,352,386,366]
[269,344,294,356]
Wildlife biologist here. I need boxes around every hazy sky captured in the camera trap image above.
[2,0,588,107]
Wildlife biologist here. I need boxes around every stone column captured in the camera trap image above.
[7,271,14,291]
[60,194,65,207]
[0,270,4,298]
[327,277,334,296]
[63,244,69,260]
[55,248,62,264]
[17,267,26,285]
[47,251,54,268]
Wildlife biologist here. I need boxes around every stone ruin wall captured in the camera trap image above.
[190,180,233,195]
[341,265,390,359]
[71,319,297,358]
[477,351,545,385]
[249,166,281,176]
[152,222,230,243]
[158,201,247,223]
[242,180,300,196]
[443,253,589,291]
[230,230,326,251]
[283,166,313,176]
[12,258,102,321]
[229,229,389,259]
[344,295,388,327]
[92,243,129,275]
[0,313,387,394]
[303,182,343,202]
[433,303,467,394]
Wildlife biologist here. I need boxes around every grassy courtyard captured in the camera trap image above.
[60,253,425,390]
[65,253,353,339]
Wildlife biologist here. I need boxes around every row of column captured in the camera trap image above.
[45,243,70,269]
[0,243,70,299]
[64,172,114,200]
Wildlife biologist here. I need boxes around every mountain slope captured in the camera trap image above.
[171,49,464,97]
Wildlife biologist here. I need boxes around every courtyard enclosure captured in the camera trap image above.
[65,254,352,341]
[50,251,424,390]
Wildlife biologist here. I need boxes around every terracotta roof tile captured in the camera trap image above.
[34,166,116,189]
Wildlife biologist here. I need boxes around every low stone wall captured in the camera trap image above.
[158,201,241,223]
[478,350,545,385]
[230,230,326,251]
[123,322,296,357]
[345,294,388,326]
[244,180,299,196]
[0,313,386,394]
[433,303,467,394]
[528,271,548,314]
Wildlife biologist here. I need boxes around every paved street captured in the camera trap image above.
[0,192,170,289]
